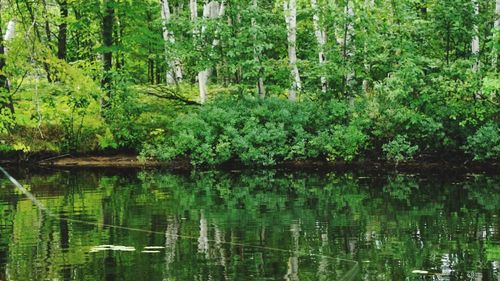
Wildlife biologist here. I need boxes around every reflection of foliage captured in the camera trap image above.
[0,170,497,281]
[486,244,500,261]
[383,175,418,202]
[464,175,500,211]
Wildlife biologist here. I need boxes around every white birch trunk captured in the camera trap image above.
[190,0,211,104]
[252,0,266,97]
[345,0,355,86]
[4,20,16,53]
[198,70,209,104]
[198,1,225,104]
[160,0,183,84]
[472,0,480,72]
[284,0,301,101]
[311,0,327,93]
[3,20,16,90]
[190,0,198,21]
[198,1,212,104]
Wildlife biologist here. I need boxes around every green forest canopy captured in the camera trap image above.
[0,0,498,165]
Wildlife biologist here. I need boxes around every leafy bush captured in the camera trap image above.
[465,123,500,160]
[382,135,419,162]
[141,96,366,166]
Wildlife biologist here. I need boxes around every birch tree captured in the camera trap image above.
[472,0,480,72]
[284,0,301,101]
[4,20,15,53]
[0,19,16,114]
[198,0,225,104]
[160,0,183,84]
[252,0,266,98]
[311,0,327,93]
[344,0,354,89]
[190,0,198,21]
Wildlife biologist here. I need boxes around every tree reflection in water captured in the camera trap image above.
[0,169,498,280]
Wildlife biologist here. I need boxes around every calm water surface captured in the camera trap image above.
[0,168,498,281]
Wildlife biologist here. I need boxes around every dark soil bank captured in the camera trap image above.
[1,153,498,173]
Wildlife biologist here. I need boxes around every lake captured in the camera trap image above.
[0,168,498,280]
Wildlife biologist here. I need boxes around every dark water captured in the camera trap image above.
[0,168,498,281]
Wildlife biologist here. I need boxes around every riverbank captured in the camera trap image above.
[1,153,498,173]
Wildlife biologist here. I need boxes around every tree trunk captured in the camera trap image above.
[198,1,225,104]
[4,20,15,47]
[0,19,16,114]
[472,0,480,72]
[42,0,53,44]
[311,0,327,93]
[284,0,301,101]
[102,0,114,100]
[161,0,183,84]
[343,0,354,91]
[190,0,198,21]
[57,0,68,60]
[252,0,266,98]
[24,0,53,82]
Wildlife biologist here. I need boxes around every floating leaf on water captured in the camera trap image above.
[144,246,164,249]
[112,246,136,251]
[412,270,429,274]
[89,245,136,253]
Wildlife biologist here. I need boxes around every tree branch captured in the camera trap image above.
[139,85,201,106]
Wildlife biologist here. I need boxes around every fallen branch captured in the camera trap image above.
[38,154,72,163]
[139,85,201,106]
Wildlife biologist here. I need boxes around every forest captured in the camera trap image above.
[0,0,498,166]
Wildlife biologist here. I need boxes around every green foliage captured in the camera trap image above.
[141,96,367,166]
[0,107,14,134]
[311,124,367,162]
[382,135,419,162]
[0,0,498,165]
[465,122,500,160]
[102,74,146,150]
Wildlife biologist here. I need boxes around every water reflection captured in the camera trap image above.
[0,169,498,280]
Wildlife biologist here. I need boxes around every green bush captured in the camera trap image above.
[382,135,419,162]
[465,123,500,161]
[141,96,366,166]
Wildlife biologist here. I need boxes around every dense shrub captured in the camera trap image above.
[382,135,419,162]
[141,96,367,166]
[465,123,500,160]
[140,86,499,166]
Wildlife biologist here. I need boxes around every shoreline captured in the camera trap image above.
[1,153,498,173]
